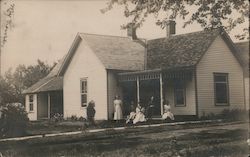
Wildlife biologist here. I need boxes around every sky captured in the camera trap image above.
[0,0,248,74]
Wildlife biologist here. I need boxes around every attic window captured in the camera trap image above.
[214,73,229,106]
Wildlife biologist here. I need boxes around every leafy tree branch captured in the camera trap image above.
[102,0,249,40]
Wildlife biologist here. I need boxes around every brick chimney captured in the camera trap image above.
[127,23,137,40]
[166,20,176,38]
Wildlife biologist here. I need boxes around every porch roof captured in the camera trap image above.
[118,66,194,82]
[22,77,63,94]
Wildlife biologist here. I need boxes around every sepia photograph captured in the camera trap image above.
[0,0,249,156]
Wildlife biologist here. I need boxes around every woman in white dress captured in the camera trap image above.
[113,95,123,120]
[133,102,146,124]
[162,100,174,120]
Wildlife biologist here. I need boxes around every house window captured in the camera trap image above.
[174,81,186,106]
[214,73,229,105]
[29,95,34,111]
[80,78,88,107]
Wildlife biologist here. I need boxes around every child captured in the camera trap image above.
[87,100,96,125]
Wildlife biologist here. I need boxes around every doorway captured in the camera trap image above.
[139,79,161,116]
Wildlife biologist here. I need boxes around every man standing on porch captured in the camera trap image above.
[146,96,155,119]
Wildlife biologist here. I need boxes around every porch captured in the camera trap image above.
[37,91,63,120]
[118,67,196,117]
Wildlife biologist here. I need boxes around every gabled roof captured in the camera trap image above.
[58,33,145,76]
[22,58,65,94]
[235,41,249,67]
[80,33,145,71]
[146,29,220,69]
[24,29,245,94]
[235,41,249,75]
[146,29,245,70]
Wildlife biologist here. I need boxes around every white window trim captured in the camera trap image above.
[214,73,230,106]
[80,78,88,108]
[29,94,34,112]
[174,82,186,107]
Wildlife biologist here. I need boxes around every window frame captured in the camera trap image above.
[213,73,230,106]
[174,81,186,107]
[29,94,34,112]
[80,78,88,108]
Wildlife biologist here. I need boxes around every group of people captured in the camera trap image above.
[113,95,175,124]
[86,95,175,126]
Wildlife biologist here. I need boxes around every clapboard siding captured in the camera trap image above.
[164,75,196,115]
[107,70,123,119]
[196,36,245,116]
[63,39,108,120]
[245,77,249,110]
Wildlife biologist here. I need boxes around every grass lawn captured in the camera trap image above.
[0,122,248,157]
[24,117,198,136]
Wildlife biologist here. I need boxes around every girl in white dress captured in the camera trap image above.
[162,100,174,120]
[133,103,146,124]
[113,95,123,120]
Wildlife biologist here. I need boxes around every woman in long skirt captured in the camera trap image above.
[113,95,123,120]
[133,102,146,124]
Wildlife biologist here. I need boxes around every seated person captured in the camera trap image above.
[162,100,174,121]
[126,101,136,124]
[133,102,146,124]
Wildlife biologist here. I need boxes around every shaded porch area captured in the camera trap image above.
[37,91,63,119]
[118,67,196,117]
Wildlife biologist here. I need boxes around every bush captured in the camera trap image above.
[200,108,248,121]
[70,115,78,121]
[0,103,29,138]
[50,113,64,123]
[220,109,248,121]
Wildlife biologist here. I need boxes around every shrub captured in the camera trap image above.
[70,115,78,121]
[50,113,64,123]
[78,116,87,122]
[0,103,29,138]
[200,108,248,121]
[220,109,248,121]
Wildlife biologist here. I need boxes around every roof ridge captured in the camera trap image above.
[80,33,148,41]
[80,33,130,39]
[148,29,219,42]
[234,41,249,44]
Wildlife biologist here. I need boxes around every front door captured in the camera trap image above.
[139,79,161,116]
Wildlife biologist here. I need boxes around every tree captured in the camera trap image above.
[0,60,56,106]
[1,0,15,47]
[102,0,249,40]
[0,75,17,106]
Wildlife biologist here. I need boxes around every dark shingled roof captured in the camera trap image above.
[235,41,249,74]
[24,29,245,94]
[22,58,65,94]
[80,33,145,71]
[146,29,220,70]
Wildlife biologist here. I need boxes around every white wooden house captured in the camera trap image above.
[23,23,248,120]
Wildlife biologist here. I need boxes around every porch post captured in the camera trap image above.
[48,93,50,118]
[136,76,140,103]
[160,73,163,115]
